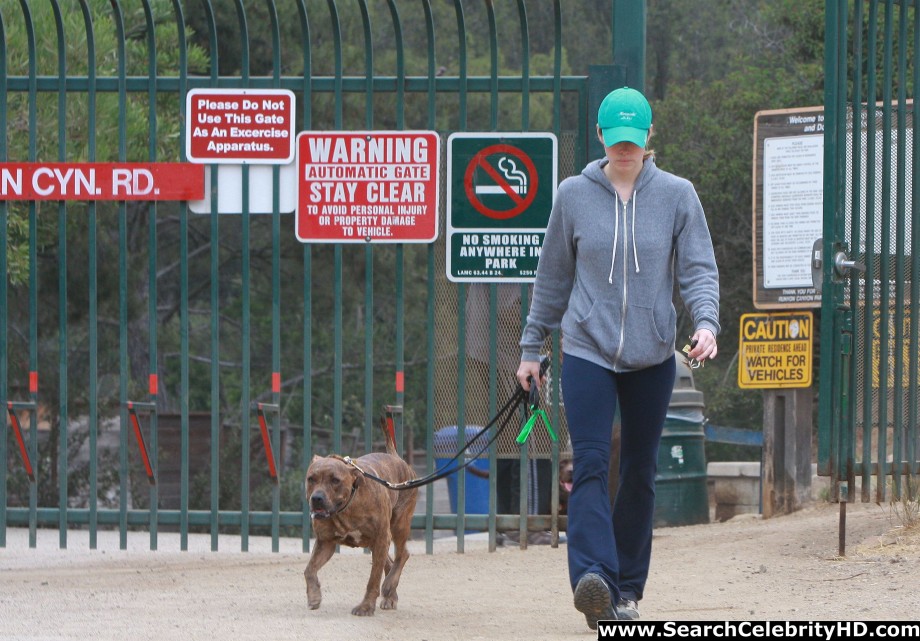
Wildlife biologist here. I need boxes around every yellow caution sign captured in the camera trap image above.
[738,312,813,389]
[870,308,917,388]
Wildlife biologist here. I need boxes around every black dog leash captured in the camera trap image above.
[339,358,550,491]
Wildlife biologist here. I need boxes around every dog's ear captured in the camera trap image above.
[351,468,364,488]
[311,454,322,464]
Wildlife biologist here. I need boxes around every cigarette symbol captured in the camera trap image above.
[475,156,528,195]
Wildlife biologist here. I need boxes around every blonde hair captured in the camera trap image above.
[643,125,656,159]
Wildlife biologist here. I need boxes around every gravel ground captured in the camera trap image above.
[1,500,918,641]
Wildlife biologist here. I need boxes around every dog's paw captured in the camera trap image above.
[351,602,376,616]
[306,588,322,610]
[380,596,398,610]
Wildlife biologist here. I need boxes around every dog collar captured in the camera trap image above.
[332,454,416,490]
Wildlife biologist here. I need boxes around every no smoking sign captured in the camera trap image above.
[464,144,539,220]
[447,133,557,282]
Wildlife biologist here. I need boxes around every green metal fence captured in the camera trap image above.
[0,0,609,554]
[821,0,920,507]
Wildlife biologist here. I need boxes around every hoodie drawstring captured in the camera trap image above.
[608,196,620,284]
[608,191,640,285]
[631,194,640,274]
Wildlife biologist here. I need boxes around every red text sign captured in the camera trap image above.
[186,89,295,164]
[296,131,440,243]
[0,163,204,201]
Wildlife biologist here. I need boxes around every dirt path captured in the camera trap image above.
[1,501,918,641]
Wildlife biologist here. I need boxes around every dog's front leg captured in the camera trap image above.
[305,539,335,610]
[352,536,390,616]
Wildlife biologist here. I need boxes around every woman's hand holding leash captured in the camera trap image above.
[516,359,544,392]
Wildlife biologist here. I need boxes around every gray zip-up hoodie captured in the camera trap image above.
[520,157,720,372]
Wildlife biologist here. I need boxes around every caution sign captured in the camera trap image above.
[869,307,919,389]
[295,131,440,244]
[738,312,813,389]
[446,133,557,282]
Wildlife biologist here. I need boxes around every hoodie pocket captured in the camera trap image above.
[567,297,621,362]
[618,294,675,369]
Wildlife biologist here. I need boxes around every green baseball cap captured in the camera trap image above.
[597,87,652,148]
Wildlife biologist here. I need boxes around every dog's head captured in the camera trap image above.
[305,455,364,520]
[559,454,574,509]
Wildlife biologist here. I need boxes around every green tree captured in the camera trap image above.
[651,0,825,449]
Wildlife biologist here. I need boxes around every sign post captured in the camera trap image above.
[295,131,440,243]
[738,311,815,518]
[446,133,557,282]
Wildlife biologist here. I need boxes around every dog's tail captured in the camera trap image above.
[381,413,399,457]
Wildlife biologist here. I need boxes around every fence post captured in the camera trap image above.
[612,0,646,90]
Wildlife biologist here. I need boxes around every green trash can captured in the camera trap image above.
[652,353,710,527]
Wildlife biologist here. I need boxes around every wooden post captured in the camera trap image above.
[761,388,813,517]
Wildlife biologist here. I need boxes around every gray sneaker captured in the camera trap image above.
[573,573,617,630]
[616,597,640,620]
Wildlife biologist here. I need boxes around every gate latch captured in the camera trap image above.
[833,251,866,278]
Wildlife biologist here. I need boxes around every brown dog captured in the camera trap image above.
[304,421,418,616]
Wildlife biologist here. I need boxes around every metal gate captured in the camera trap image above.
[0,0,631,553]
[821,0,920,526]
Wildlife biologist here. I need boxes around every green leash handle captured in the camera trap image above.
[516,408,558,444]
[516,357,557,444]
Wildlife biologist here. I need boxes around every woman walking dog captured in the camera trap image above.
[516,86,720,629]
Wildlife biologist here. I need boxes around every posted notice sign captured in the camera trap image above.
[446,132,557,282]
[753,107,824,309]
[295,131,440,243]
[738,311,813,389]
[186,89,295,164]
